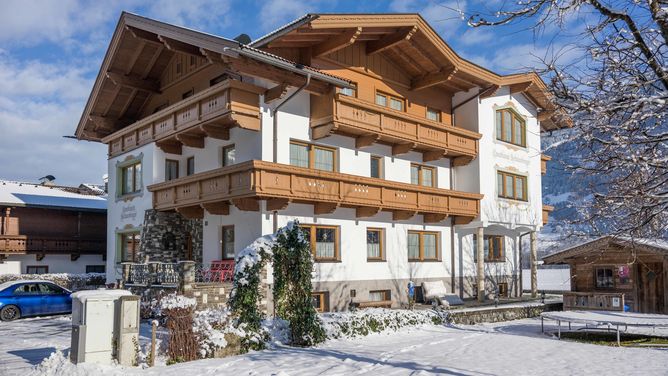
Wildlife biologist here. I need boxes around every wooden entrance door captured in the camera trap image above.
[637,262,664,313]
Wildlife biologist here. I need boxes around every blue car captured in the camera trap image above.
[0,280,72,321]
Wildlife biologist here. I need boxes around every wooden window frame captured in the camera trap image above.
[301,224,340,262]
[370,155,383,179]
[426,107,441,122]
[369,289,391,302]
[407,230,440,262]
[26,265,48,274]
[186,156,195,176]
[595,267,615,289]
[311,291,329,312]
[120,160,142,196]
[498,282,508,298]
[119,231,141,263]
[411,163,436,187]
[289,140,338,172]
[86,265,106,273]
[222,225,235,260]
[497,171,528,201]
[222,144,236,167]
[165,159,179,181]
[338,86,357,98]
[375,91,406,112]
[496,108,526,147]
[473,234,506,263]
[366,227,385,262]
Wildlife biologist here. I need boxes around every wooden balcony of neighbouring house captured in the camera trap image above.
[542,204,554,225]
[147,160,483,224]
[101,79,264,158]
[541,154,551,175]
[0,235,105,256]
[310,93,481,166]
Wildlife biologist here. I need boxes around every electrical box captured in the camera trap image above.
[70,289,134,365]
[116,295,141,366]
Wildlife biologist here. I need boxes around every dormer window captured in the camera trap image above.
[496,108,526,147]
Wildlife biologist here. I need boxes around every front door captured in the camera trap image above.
[637,263,664,313]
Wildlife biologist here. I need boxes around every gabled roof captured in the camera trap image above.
[75,12,352,141]
[252,13,571,131]
[542,236,668,264]
[0,181,107,212]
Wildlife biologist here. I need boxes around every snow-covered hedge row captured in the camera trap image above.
[0,273,105,291]
[321,308,448,339]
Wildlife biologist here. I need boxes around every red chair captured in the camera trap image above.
[210,260,235,282]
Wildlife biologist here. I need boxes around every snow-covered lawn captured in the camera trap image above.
[2,315,668,375]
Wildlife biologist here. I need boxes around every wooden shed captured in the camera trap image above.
[543,236,668,314]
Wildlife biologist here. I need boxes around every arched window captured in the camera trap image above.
[495,108,526,147]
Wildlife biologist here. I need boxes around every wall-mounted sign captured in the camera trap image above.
[612,297,620,307]
[121,205,137,221]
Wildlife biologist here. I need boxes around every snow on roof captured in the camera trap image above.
[543,235,668,264]
[0,180,106,211]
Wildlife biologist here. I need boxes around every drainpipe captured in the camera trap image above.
[518,231,531,298]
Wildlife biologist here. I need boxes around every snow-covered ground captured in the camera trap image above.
[2,314,668,375]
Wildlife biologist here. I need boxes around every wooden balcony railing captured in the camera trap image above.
[102,79,264,157]
[542,204,554,225]
[0,235,105,255]
[310,93,481,166]
[148,160,483,224]
[541,154,552,175]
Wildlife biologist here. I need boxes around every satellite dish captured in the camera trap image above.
[233,33,251,45]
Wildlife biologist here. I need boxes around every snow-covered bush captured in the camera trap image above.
[192,308,247,358]
[322,308,448,339]
[0,273,105,290]
[160,294,198,363]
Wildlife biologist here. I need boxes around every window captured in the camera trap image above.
[182,89,194,100]
[496,108,526,147]
[26,266,48,274]
[39,283,65,295]
[411,164,435,187]
[289,141,336,172]
[407,231,439,261]
[222,145,236,166]
[369,290,391,302]
[596,268,614,288]
[497,171,527,201]
[86,265,105,273]
[473,235,505,262]
[426,107,441,122]
[222,226,235,259]
[13,284,41,295]
[120,231,140,263]
[498,282,508,298]
[165,159,179,181]
[375,91,405,111]
[120,161,142,195]
[311,292,328,312]
[302,224,339,261]
[339,86,356,97]
[187,157,195,176]
[370,156,382,178]
[366,228,384,261]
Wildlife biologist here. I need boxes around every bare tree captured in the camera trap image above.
[468,0,668,239]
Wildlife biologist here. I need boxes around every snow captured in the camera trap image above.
[14,316,668,376]
[0,181,106,211]
[70,289,131,303]
[542,310,668,327]
[158,294,196,311]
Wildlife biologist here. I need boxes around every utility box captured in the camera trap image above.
[116,295,141,366]
[70,290,134,365]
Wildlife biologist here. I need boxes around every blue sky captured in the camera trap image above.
[0,0,571,186]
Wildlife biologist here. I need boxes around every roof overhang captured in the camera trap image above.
[75,12,351,142]
[543,236,668,264]
[252,13,572,132]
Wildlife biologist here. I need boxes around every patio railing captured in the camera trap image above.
[122,260,235,288]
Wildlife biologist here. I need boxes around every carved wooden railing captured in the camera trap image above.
[102,79,264,157]
[148,160,483,223]
[0,235,105,254]
[542,204,554,225]
[541,154,551,175]
[311,93,481,165]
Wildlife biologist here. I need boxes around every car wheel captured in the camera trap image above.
[0,305,20,321]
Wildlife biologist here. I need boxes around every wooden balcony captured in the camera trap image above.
[148,160,483,224]
[541,154,552,175]
[542,204,554,225]
[102,80,264,157]
[0,235,105,255]
[310,93,481,166]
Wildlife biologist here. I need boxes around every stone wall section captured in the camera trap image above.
[138,210,203,263]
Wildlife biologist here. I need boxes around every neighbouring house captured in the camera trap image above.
[0,180,107,275]
[543,236,668,314]
[73,12,568,311]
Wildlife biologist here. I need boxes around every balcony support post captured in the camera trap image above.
[531,231,538,298]
[476,226,485,302]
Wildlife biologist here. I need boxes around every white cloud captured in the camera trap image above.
[257,0,320,32]
[144,0,234,31]
[389,0,467,40]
